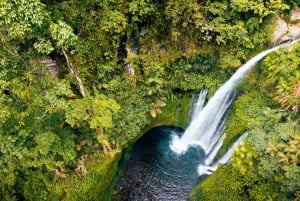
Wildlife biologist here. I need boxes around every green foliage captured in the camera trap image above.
[259,43,300,113]
[219,87,269,156]
[50,21,77,48]
[1,0,299,200]
[129,0,156,23]
[203,0,288,45]
[65,94,120,129]
[266,135,300,171]
[165,0,204,29]
[189,165,248,201]
[46,151,122,201]
[232,140,257,175]
[34,39,55,54]
[100,11,127,35]
[0,0,49,39]
[283,0,300,10]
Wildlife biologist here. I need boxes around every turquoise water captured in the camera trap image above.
[113,126,205,201]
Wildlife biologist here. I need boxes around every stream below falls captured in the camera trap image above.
[113,126,205,201]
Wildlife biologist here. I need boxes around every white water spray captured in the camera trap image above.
[188,88,208,123]
[170,39,299,176]
[198,131,248,175]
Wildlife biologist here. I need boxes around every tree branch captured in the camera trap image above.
[62,48,86,97]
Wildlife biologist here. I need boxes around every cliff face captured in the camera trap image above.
[273,9,300,43]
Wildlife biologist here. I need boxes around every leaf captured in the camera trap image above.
[150,108,157,118]
[50,21,77,48]
[154,100,166,108]
[33,39,54,54]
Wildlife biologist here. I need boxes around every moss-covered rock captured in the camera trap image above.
[20,151,121,201]
[189,165,248,201]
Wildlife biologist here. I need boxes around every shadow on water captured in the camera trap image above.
[113,126,205,201]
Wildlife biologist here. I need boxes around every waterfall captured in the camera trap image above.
[186,87,208,126]
[170,39,299,176]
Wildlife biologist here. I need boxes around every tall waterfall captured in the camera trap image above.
[170,39,299,176]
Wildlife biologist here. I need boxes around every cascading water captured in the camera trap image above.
[198,131,248,176]
[186,88,208,125]
[170,39,300,176]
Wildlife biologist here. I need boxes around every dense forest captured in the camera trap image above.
[1,0,300,200]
